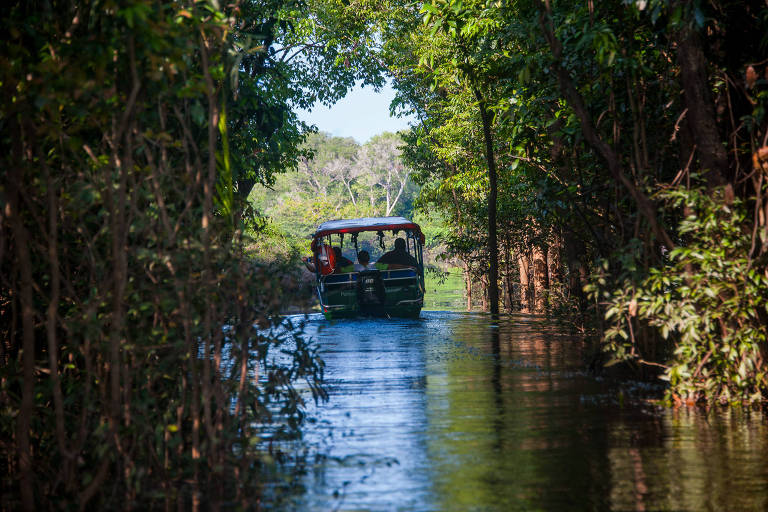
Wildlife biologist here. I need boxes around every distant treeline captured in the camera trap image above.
[252,131,417,238]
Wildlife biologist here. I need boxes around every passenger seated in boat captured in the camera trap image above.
[354,250,390,271]
[303,247,354,273]
[354,250,373,271]
[333,247,355,273]
[302,256,317,273]
[376,238,417,268]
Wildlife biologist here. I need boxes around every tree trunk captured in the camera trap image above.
[503,237,513,312]
[11,192,37,512]
[518,252,531,312]
[503,273,511,312]
[563,231,587,306]
[464,261,472,311]
[8,120,36,511]
[532,243,549,311]
[473,86,499,316]
[673,16,728,189]
[548,229,563,291]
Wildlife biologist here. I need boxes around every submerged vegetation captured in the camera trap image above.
[2,0,768,507]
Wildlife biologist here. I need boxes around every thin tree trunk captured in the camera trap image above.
[197,33,220,510]
[518,252,531,312]
[504,237,513,312]
[626,73,644,175]
[386,174,410,215]
[9,146,36,511]
[464,261,472,311]
[385,178,392,215]
[673,14,729,189]
[473,86,499,316]
[548,229,563,291]
[45,169,73,468]
[344,180,357,206]
[532,243,549,311]
[563,231,586,305]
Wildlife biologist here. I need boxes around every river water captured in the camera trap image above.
[286,311,768,511]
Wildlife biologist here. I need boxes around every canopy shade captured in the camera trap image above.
[312,216,423,241]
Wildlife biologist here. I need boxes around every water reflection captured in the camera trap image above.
[292,312,768,511]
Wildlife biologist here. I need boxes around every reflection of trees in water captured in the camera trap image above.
[425,315,574,509]
[603,392,768,510]
[426,315,768,511]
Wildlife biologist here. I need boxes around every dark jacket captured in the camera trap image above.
[376,248,417,267]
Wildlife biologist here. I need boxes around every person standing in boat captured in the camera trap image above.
[376,238,417,267]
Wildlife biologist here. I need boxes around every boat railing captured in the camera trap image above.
[319,267,421,306]
[321,268,419,284]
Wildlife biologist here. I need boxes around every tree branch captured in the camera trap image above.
[538,4,675,249]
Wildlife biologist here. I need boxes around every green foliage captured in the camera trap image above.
[357,0,768,400]
[0,0,329,507]
[598,188,768,403]
[251,130,418,243]
[423,267,466,310]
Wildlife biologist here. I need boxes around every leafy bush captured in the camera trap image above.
[597,188,768,403]
[0,0,325,508]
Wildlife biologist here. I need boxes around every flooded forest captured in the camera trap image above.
[2,0,768,509]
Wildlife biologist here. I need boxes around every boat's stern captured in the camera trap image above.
[318,268,423,319]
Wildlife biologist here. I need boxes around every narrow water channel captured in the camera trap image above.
[290,311,768,511]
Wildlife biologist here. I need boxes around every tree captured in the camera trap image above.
[356,132,413,215]
[251,131,418,240]
[334,0,768,401]
[0,0,331,507]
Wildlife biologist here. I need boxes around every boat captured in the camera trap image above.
[308,216,426,319]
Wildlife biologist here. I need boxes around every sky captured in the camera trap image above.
[296,81,417,143]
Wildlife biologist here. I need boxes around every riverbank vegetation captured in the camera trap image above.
[2,0,768,507]
[297,0,768,403]
[0,0,352,508]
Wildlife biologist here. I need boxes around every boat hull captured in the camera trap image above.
[320,303,423,320]
[317,268,424,320]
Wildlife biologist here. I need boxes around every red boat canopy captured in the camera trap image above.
[312,216,424,243]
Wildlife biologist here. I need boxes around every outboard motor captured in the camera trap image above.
[356,270,386,313]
